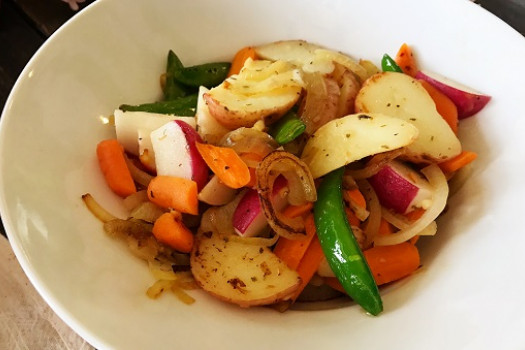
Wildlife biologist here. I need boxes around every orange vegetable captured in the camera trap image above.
[152,212,194,253]
[405,208,426,222]
[291,215,325,301]
[419,79,459,134]
[438,150,478,174]
[195,143,250,189]
[274,214,316,270]
[344,188,366,209]
[147,176,198,215]
[324,277,346,294]
[228,46,257,77]
[282,202,314,219]
[325,242,420,289]
[377,218,395,236]
[363,242,420,285]
[345,207,361,227]
[395,43,418,77]
[96,139,136,197]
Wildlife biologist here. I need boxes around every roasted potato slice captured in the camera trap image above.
[301,113,419,178]
[355,72,462,163]
[205,59,303,129]
[191,231,301,307]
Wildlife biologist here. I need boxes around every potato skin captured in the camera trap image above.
[191,231,301,307]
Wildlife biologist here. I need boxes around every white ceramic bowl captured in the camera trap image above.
[2,0,525,349]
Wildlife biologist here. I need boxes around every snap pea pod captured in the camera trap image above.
[269,111,306,145]
[164,50,192,100]
[173,62,231,88]
[314,167,383,316]
[119,93,198,115]
[381,53,403,73]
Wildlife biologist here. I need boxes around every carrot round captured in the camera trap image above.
[363,242,420,285]
[195,142,250,189]
[152,212,194,253]
[438,150,478,174]
[274,213,316,270]
[228,46,257,77]
[96,139,136,197]
[147,176,198,215]
[395,43,418,77]
[419,79,459,134]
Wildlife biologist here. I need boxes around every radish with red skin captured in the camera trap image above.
[232,176,288,237]
[150,121,209,190]
[368,161,433,214]
[415,70,491,119]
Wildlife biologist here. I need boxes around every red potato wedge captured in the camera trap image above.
[191,231,301,308]
[205,59,303,129]
[195,86,231,144]
[415,70,491,119]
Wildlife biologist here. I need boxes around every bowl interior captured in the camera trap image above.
[1,0,525,349]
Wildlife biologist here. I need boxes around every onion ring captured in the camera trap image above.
[256,151,316,239]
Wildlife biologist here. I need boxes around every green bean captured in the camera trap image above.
[173,62,231,88]
[119,94,198,115]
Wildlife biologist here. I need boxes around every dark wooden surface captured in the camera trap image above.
[0,0,524,238]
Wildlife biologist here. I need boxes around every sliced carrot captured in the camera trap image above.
[405,208,426,222]
[245,167,257,188]
[325,242,420,290]
[152,212,194,253]
[96,139,136,197]
[324,277,346,294]
[377,218,395,236]
[419,79,459,134]
[438,150,478,174]
[409,235,420,245]
[274,214,316,270]
[228,46,257,77]
[344,188,366,209]
[147,175,198,215]
[345,207,361,227]
[395,43,418,77]
[282,202,314,219]
[363,242,420,285]
[291,216,325,301]
[195,143,250,189]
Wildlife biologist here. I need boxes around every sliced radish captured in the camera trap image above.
[198,175,237,206]
[415,70,491,119]
[114,109,196,155]
[232,176,287,237]
[150,121,208,190]
[368,161,433,214]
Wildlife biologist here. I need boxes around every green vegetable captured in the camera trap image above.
[314,167,383,315]
[173,62,231,88]
[381,54,403,73]
[164,50,192,100]
[119,94,198,115]
[269,111,306,145]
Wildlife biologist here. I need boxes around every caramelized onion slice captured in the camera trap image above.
[256,151,316,239]
[219,126,278,164]
[347,148,406,180]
